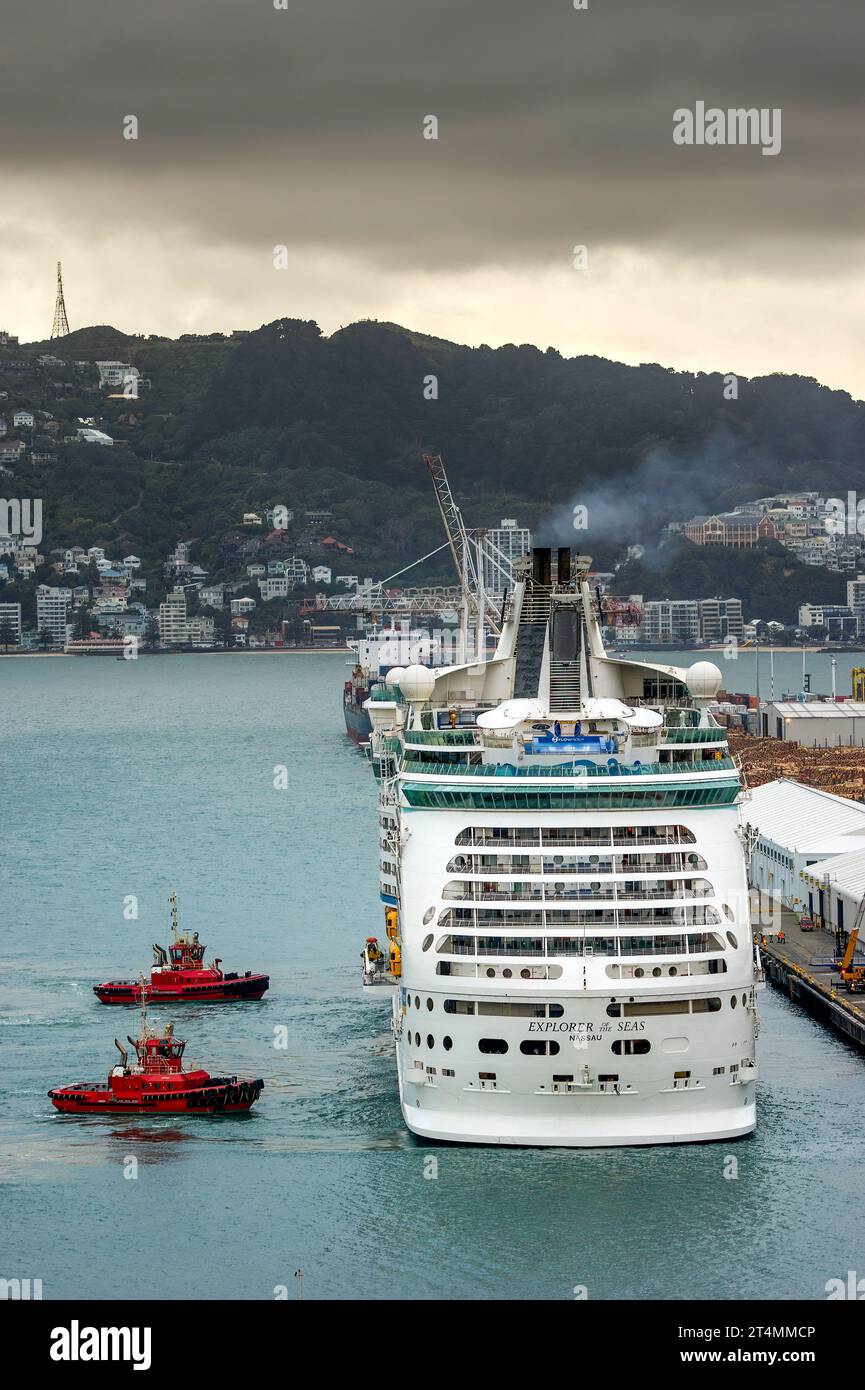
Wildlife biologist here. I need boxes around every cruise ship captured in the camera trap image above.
[363,547,758,1147]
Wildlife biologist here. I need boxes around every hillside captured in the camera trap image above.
[3,316,864,592]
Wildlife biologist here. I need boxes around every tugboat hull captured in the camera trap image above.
[93,974,270,1004]
[48,1079,264,1114]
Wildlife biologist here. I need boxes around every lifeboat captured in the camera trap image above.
[94,892,269,1004]
[48,1003,263,1116]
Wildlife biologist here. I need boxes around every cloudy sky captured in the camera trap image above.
[2,0,864,393]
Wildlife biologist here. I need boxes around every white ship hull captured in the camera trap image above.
[392,807,757,1147]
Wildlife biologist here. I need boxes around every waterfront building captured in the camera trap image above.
[742,778,865,918]
[0,600,22,644]
[35,584,72,647]
[698,598,743,643]
[159,589,187,646]
[762,699,865,747]
[640,600,700,645]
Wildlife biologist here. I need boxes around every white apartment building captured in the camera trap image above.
[159,589,188,647]
[36,585,73,646]
[481,518,532,595]
[699,597,744,643]
[259,576,289,601]
[186,615,215,648]
[0,601,22,644]
[640,600,700,644]
[847,576,865,636]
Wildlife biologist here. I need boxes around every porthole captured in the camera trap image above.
[652,967,661,977]
[741,992,747,1006]
[634,968,644,978]
[726,930,738,949]
[485,967,495,978]
[612,1038,651,1055]
[422,933,434,951]
[478,1038,509,1054]
[426,997,433,1011]
[520,1040,561,1056]
[502,968,512,979]
[443,1036,453,1051]
[427,1034,434,1049]
[668,966,678,976]
[731,995,737,1009]
[414,995,420,1009]
[423,907,436,924]
[520,968,531,979]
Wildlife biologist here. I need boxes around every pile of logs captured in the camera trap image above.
[728,731,865,801]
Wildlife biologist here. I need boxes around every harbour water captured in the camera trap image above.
[2,652,864,1300]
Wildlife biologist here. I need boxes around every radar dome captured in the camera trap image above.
[685,660,722,700]
[398,664,437,703]
[385,666,407,687]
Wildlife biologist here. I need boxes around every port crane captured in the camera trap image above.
[422,452,515,644]
[836,919,865,991]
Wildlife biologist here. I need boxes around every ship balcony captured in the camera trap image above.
[454,828,698,850]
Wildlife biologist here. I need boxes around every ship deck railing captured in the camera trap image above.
[400,756,736,779]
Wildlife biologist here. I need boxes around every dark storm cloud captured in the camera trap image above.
[1,0,863,265]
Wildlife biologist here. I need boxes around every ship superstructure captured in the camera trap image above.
[363,547,758,1146]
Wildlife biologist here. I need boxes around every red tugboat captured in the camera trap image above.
[49,994,264,1115]
[93,892,269,1004]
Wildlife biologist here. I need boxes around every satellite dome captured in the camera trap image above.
[398,664,437,703]
[385,666,407,687]
[685,660,722,700]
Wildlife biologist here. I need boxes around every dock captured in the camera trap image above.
[759,909,865,1050]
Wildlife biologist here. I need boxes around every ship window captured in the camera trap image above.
[444,999,476,1014]
[520,1040,561,1056]
[414,996,420,1009]
[691,997,722,1013]
[726,931,738,948]
[553,1074,574,1082]
[442,1067,455,1076]
[731,995,737,1008]
[478,1072,497,1080]
[427,1034,434,1048]
[426,997,433,1010]
[713,1066,725,1074]
[612,1039,651,1055]
[423,907,436,924]
[422,934,433,951]
[443,1036,453,1050]
[478,1039,509,1054]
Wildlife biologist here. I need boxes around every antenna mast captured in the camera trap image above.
[51,261,70,339]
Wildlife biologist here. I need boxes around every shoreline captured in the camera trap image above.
[0,646,353,658]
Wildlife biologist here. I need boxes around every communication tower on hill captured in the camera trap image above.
[50,261,70,339]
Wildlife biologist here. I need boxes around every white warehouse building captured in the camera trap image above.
[741,778,865,916]
[761,700,865,747]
